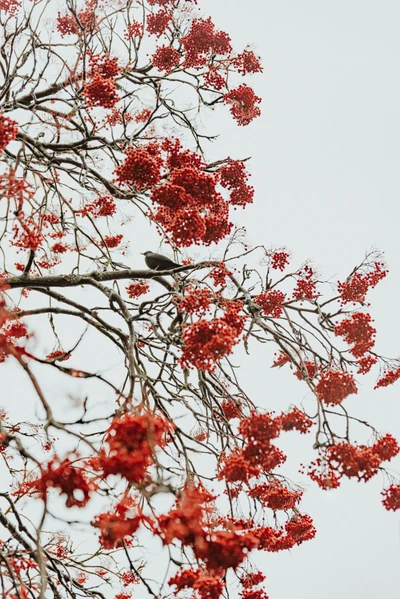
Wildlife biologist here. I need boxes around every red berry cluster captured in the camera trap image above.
[12,214,43,251]
[219,159,254,206]
[124,21,143,39]
[102,234,123,248]
[78,195,117,218]
[180,301,246,371]
[83,74,119,108]
[121,571,139,586]
[220,399,242,420]
[271,351,290,368]
[88,53,120,79]
[57,3,97,37]
[294,360,318,381]
[15,457,96,508]
[181,17,232,69]
[0,301,29,363]
[270,250,290,271]
[126,281,150,298]
[46,350,71,362]
[209,263,231,287]
[0,0,20,16]
[113,139,252,247]
[159,485,258,572]
[252,515,316,552]
[51,242,69,254]
[382,484,400,511]
[338,262,388,304]
[93,412,172,484]
[334,312,376,357]
[280,406,314,434]
[0,113,18,152]
[152,167,232,246]
[218,411,286,483]
[3,320,28,339]
[292,265,318,300]
[314,370,357,406]
[177,286,212,314]
[151,46,181,73]
[92,499,146,549]
[233,49,263,75]
[115,146,162,190]
[147,10,171,36]
[203,70,227,90]
[224,84,261,126]
[241,572,266,589]
[163,138,204,170]
[375,366,400,389]
[308,435,399,486]
[249,481,302,510]
[169,570,225,599]
[134,108,152,123]
[356,354,378,375]
[254,290,285,318]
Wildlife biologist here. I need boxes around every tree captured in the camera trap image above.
[0,0,399,598]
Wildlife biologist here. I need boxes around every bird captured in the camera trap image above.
[141,251,181,271]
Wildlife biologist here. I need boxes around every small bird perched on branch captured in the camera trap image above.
[141,251,181,271]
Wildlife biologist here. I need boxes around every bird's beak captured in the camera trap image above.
[140,252,145,255]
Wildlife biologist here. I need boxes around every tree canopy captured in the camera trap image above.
[0,1,399,598]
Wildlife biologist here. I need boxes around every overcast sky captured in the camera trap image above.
[197,1,400,597]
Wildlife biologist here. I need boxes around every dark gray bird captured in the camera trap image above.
[141,251,181,271]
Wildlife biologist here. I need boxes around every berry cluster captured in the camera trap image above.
[93,412,172,484]
[181,17,232,69]
[92,500,144,549]
[115,146,162,190]
[126,281,150,298]
[147,10,171,36]
[270,250,290,271]
[0,113,18,152]
[292,265,318,300]
[83,74,119,108]
[88,53,120,79]
[177,286,212,314]
[16,457,96,508]
[78,195,117,218]
[219,159,254,206]
[334,312,376,357]
[102,234,123,248]
[57,2,97,37]
[233,49,263,75]
[254,290,285,318]
[375,367,400,389]
[180,301,246,370]
[308,434,399,486]
[224,84,261,126]
[0,0,20,16]
[151,46,181,72]
[294,360,318,381]
[218,411,285,483]
[124,21,143,39]
[338,261,387,304]
[280,407,314,434]
[314,370,357,406]
[382,484,400,511]
[249,481,302,510]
